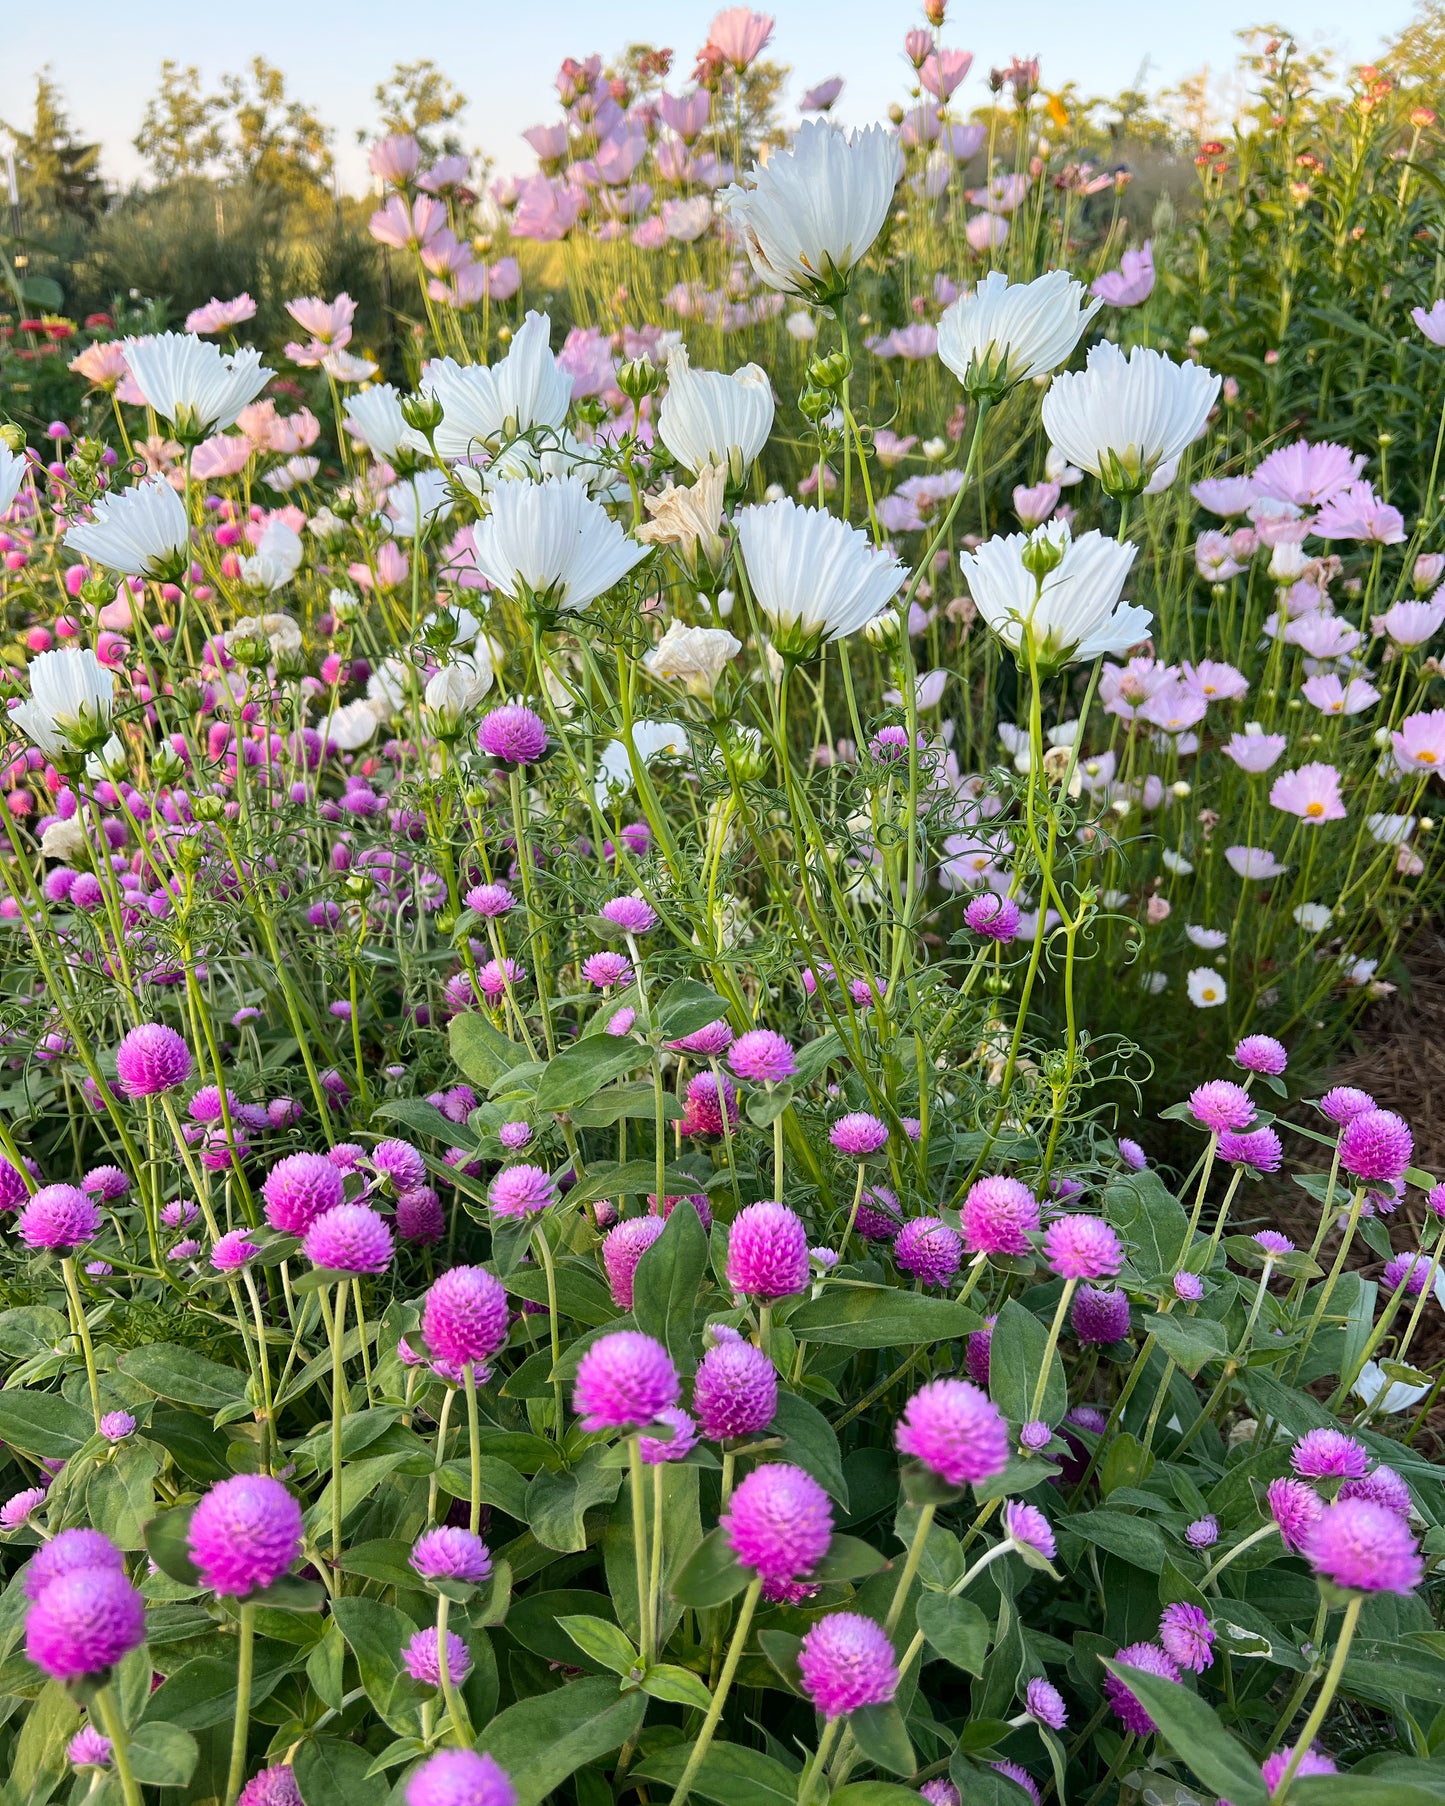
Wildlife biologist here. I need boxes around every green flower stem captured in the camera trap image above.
[436,1593,471,1748]
[225,1600,257,1806]
[428,1388,457,1524]
[648,1462,666,1668]
[242,1268,277,1471]
[1027,1277,1077,1425]
[532,1222,564,1436]
[60,1257,102,1431]
[1198,1521,1279,1591]
[796,1716,845,1806]
[1265,1597,1331,1749]
[668,1576,761,1806]
[1292,1186,1365,1384]
[94,1684,143,1806]
[628,1435,656,1667]
[884,1500,935,1636]
[329,1280,348,1565]
[1271,1594,1363,1804]
[464,1362,483,1535]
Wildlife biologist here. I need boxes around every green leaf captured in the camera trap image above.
[475,1673,647,1806]
[916,1593,991,1675]
[672,1526,751,1607]
[450,1012,530,1088]
[10,1680,80,1797]
[833,1787,934,1806]
[814,1535,889,1582]
[331,1596,425,1736]
[1069,1509,1169,1569]
[120,1343,248,1411]
[1101,1659,1267,1805]
[143,1504,201,1587]
[85,1445,160,1551]
[770,1389,848,1504]
[572,1084,684,1128]
[127,1722,199,1788]
[0,1305,68,1358]
[1292,1783,1445,1806]
[789,1285,983,1348]
[631,1741,801,1806]
[293,1736,389,1806]
[1104,1170,1190,1278]
[557,1612,638,1676]
[757,1628,804,1694]
[145,1406,234,1482]
[632,1196,709,1370]
[435,1455,530,1521]
[1099,1431,1155,1496]
[534,1037,645,1112]
[657,978,730,1040]
[561,1159,706,1211]
[373,1097,478,1149]
[524,1452,623,1553]
[642,1662,714,1710]
[1144,1311,1231,1378]
[0,1390,93,1458]
[988,1299,1065,1425]
[848,1701,915,1776]
[143,1654,286,1731]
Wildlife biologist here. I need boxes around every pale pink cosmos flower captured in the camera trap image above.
[1226,845,1288,879]
[1412,299,1445,346]
[1014,481,1061,527]
[1092,241,1154,307]
[1301,674,1379,716]
[184,295,257,335]
[1182,659,1248,701]
[799,77,844,111]
[1251,439,1365,508]
[1283,613,1362,659]
[1270,762,1346,824]
[920,49,974,100]
[1393,708,1445,773]
[70,341,131,389]
[284,295,356,366]
[965,212,1009,252]
[1377,597,1445,647]
[1313,481,1406,544]
[369,133,421,186]
[1195,530,1246,582]
[707,7,775,69]
[1192,475,1257,516]
[369,194,446,250]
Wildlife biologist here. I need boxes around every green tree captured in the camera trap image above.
[372,60,468,159]
[2,71,104,221]
[220,58,334,198]
[134,62,227,184]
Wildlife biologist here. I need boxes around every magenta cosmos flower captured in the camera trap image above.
[1338,1108,1413,1182]
[1305,1497,1422,1594]
[411,1526,493,1585]
[476,704,547,765]
[797,1612,899,1717]
[114,1022,193,1097]
[1105,1642,1181,1733]
[187,1474,304,1596]
[572,1330,679,1431]
[1042,1215,1124,1280]
[960,1175,1040,1255]
[692,1333,778,1439]
[488,1162,558,1218]
[404,1749,516,1806]
[303,1202,394,1273]
[19,1185,101,1252]
[720,1462,833,1587]
[895,1378,1009,1488]
[25,1561,146,1681]
[727,1200,810,1297]
[422,1266,510,1370]
[261,1151,344,1235]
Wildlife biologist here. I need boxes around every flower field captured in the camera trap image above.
[1,8,1445,1806]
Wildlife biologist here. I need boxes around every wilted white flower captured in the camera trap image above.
[239,517,304,592]
[424,658,494,729]
[423,312,573,458]
[937,269,1101,401]
[636,463,728,571]
[1186,967,1228,1008]
[657,347,773,481]
[959,520,1148,669]
[343,385,430,460]
[733,496,907,657]
[1041,341,1221,497]
[40,817,89,861]
[263,455,322,492]
[13,648,117,758]
[366,658,414,720]
[64,476,190,579]
[720,119,902,302]
[470,476,647,611]
[643,621,742,699]
[595,720,689,804]
[123,332,270,440]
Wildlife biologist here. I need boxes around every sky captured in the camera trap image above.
[0,0,1417,194]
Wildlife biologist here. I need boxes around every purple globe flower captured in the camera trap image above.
[1291,1428,1369,1480]
[692,1335,778,1439]
[572,1330,680,1432]
[1118,1137,1147,1170]
[213,1229,260,1271]
[991,1764,1040,1805]
[1184,1515,1219,1549]
[3,1486,49,1528]
[68,1726,112,1769]
[1159,1602,1214,1673]
[727,1201,810,1298]
[680,1070,738,1137]
[114,1022,193,1098]
[639,1406,699,1465]
[396,1186,445,1245]
[650,1191,714,1232]
[18,1184,101,1251]
[896,1379,1009,1488]
[582,951,633,990]
[1339,1465,1412,1517]
[964,893,1022,941]
[1267,1477,1323,1553]
[402,1625,473,1688]
[1105,1642,1181,1733]
[919,1784,961,1806]
[1234,1034,1288,1076]
[669,1019,735,1056]
[24,1529,125,1602]
[797,1612,899,1716]
[1071,1285,1131,1345]
[965,1317,994,1386]
[0,1153,35,1209]
[1026,1677,1068,1729]
[856,1185,902,1242]
[1304,1497,1423,1594]
[261,1152,344,1235]
[1042,1215,1124,1280]
[498,1121,533,1152]
[600,894,657,935]
[1217,1126,1283,1172]
[373,1138,427,1193]
[1259,1747,1337,1794]
[1188,1080,1255,1133]
[422,1266,510,1369]
[465,882,515,917]
[1005,1500,1056,1560]
[303,1202,394,1274]
[960,1175,1040,1256]
[602,1216,666,1310]
[1252,1230,1295,1257]
[728,1030,798,1084]
[1174,1271,1205,1302]
[25,1565,146,1681]
[187,1474,304,1596]
[407,1751,517,1806]
[477,704,547,765]
[239,1767,304,1806]
[1320,1085,1375,1125]
[411,1526,493,1585]
[489,1163,557,1218]
[829,1112,890,1157]
[894,1217,963,1287]
[720,1462,833,1586]
[81,1164,129,1200]
[1338,1109,1413,1183]
[99,1411,136,1443]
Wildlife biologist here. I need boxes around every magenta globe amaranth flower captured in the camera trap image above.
[25,1563,146,1681]
[488,1162,558,1218]
[1218,1126,1283,1172]
[410,1526,493,1585]
[405,1749,517,1806]
[728,1029,798,1084]
[261,1151,344,1235]
[639,1406,699,1465]
[1340,1465,1412,1517]
[1305,1497,1423,1594]
[239,1767,304,1806]
[1043,1215,1124,1280]
[581,950,632,990]
[466,881,515,917]
[213,1229,260,1271]
[1005,1499,1056,1560]
[477,704,547,765]
[960,1175,1039,1256]
[19,1184,101,1251]
[396,1185,445,1244]
[670,1018,735,1057]
[829,1111,889,1157]
[1159,1602,1214,1672]
[68,1726,112,1768]
[720,1462,833,1586]
[964,892,1021,942]
[1105,1641,1181,1733]
[81,1164,129,1201]
[1019,1420,1051,1453]
[422,1266,510,1370]
[372,1137,426,1193]
[99,1411,135,1443]
[114,1022,193,1097]
[896,1378,1009,1488]
[919,1784,961,1806]
[1118,1137,1147,1170]
[25,1529,126,1602]
[402,1625,473,1687]
[187,1473,304,1596]
[1291,1428,1369,1480]
[894,1217,963,1286]
[1267,1477,1323,1553]
[3,1486,49,1528]
[303,1202,394,1273]
[797,1612,899,1716]
[602,1216,666,1310]
[572,1330,679,1432]
[1188,1079,1255,1133]
[856,1185,902,1241]
[600,893,657,934]
[1174,1271,1205,1302]
[1234,1033,1288,1076]
[965,1318,994,1386]
[727,1200,810,1298]
[692,1334,778,1439]
[1257,1748,1337,1796]
[990,1764,1039,1805]
[1026,1677,1068,1729]
[1320,1085,1375,1125]
[1071,1284,1130,1344]
[1338,1108,1413,1182]
[680,1070,738,1137]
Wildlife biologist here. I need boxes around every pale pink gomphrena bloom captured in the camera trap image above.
[707,7,775,69]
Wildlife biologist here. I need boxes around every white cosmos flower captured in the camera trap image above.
[385,469,454,538]
[595,720,689,805]
[424,657,494,729]
[344,385,430,461]
[720,119,903,301]
[366,657,415,720]
[239,517,304,593]
[0,443,28,515]
[936,269,1101,400]
[321,698,382,750]
[63,475,190,578]
[1041,341,1221,497]
[959,520,1148,669]
[423,312,573,458]
[1186,966,1228,1008]
[1354,1359,1429,1415]
[13,647,117,757]
[122,332,270,439]
[470,476,647,611]
[657,346,774,480]
[643,621,742,699]
[733,496,907,656]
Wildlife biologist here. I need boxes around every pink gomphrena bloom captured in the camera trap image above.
[397,1187,445,1245]
[1020,1420,1051,1453]
[719,1462,833,1586]
[1175,1272,1205,1304]
[1383,1252,1432,1296]
[680,1070,739,1136]
[477,705,548,765]
[693,1333,778,1440]
[1004,1500,1056,1561]
[1217,1126,1283,1172]
[896,1378,1009,1488]
[187,1474,304,1595]
[1251,1230,1295,1259]
[81,1164,129,1201]
[1291,1428,1369,1480]
[829,1112,889,1157]
[581,951,632,990]
[372,1138,426,1194]
[477,958,527,1003]
[262,1152,344,1235]
[2,1487,48,1528]
[1026,1677,1068,1729]
[1338,1108,1413,1182]
[465,882,516,917]
[1270,761,1346,823]
[1043,1215,1124,1281]
[1118,1137,1148,1170]
[1188,1079,1256,1133]
[403,1749,516,1806]
[1104,1642,1181,1734]
[1268,1476,1323,1552]
[24,1530,125,1601]
[327,1143,368,1174]
[1340,1464,1413,1517]
[638,1406,700,1466]
[403,1625,472,1689]
[24,1557,146,1682]
[797,1613,899,1716]
[669,1019,735,1057]
[1304,1497,1423,1594]
[498,1121,533,1152]
[422,1267,510,1372]
[727,1201,810,1298]
[18,1185,101,1252]
[212,1229,260,1271]
[114,1022,193,1097]
[99,1411,135,1443]
[856,1185,902,1242]
[964,893,1022,941]
[894,1218,963,1287]
[1319,1085,1376,1126]
[572,1330,680,1432]
[707,6,775,70]
[1184,1515,1219,1549]
[1072,1285,1131,1345]
[1234,1034,1287,1076]
[1392,707,1445,773]
[728,1029,798,1084]
[1159,1602,1214,1673]
[411,1526,493,1585]
[302,1203,395,1274]
[650,1190,714,1232]
[960,1175,1040,1256]
[488,1163,558,1218]
[599,894,657,935]
[67,1726,112,1769]
[602,1217,666,1310]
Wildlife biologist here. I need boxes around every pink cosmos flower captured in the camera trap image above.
[1313,481,1406,544]
[1413,299,1445,346]
[707,7,775,69]
[1222,732,1287,773]
[919,48,974,100]
[1192,476,1257,516]
[1092,241,1155,307]
[1392,708,1445,773]
[1301,674,1379,716]
[1269,762,1346,824]
[184,294,258,335]
[1182,659,1248,701]
[1252,440,1365,508]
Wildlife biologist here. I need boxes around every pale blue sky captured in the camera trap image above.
[1,0,1414,193]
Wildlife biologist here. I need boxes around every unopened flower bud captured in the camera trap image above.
[617,355,662,402]
[400,392,445,435]
[807,351,852,392]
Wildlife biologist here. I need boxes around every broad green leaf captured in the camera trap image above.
[476,1673,647,1806]
[916,1593,991,1675]
[770,1390,848,1504]
[331,1596,425,1736]
[789,1286,983,1348]
[0,1305,68,1358]
[1068,1509,1168,1569]
[524,1453,623,1553]
[509,1590,619,1669]
[534,1037,645,1112]
[293,1736,389,1806]
[449,1012,530,1088]
[127,1722,199,1788]
[631,1741,801,1806]
[1143,1311,1230,1378]
[0,1391,93,1458]
[120,1343,248,1411]
[143,1504,201,1588]
[632,1197,709,1370]
[988,1300,1065,1425]
[10,1680,80,1797]
[657,978,731,1039]
[848,1701,915,1776]
[642,1663,713,1710]
[86,1445,160,1551]
[1103,1170,1190,1278]
[556,1612,638,1676]
[1101,1659,1267,1805]
[672,1526,751,1607]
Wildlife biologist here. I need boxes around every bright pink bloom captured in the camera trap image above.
[727,1201,810,1297]
[1043,1215,1124,1280]
[896,1378,1009,1487]
[1270,761,1346,823]
[423,1266,510,1369]
[720,1462,833,1584]
[1092,240,1154,307]
[797,1612,898,1716]
[1304,1497,1422,1594]
[572,1330,679,1431]
[187,1474,303,1596]
[960,1175,1039,1255]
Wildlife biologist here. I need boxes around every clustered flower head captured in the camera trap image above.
[727,1200,811,1297]
[24,1530,144,1683]
[720,1461,834,1585]
[423,1265,510,1370]
[895,1378,1010,1488]
[797,1612,899,1716]
[961,1175,1040,1255]
[572,1330,680,1431]
[1043,1214,1124,1280]
[692,1331,778,1439]
[187,1473,304,1596]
